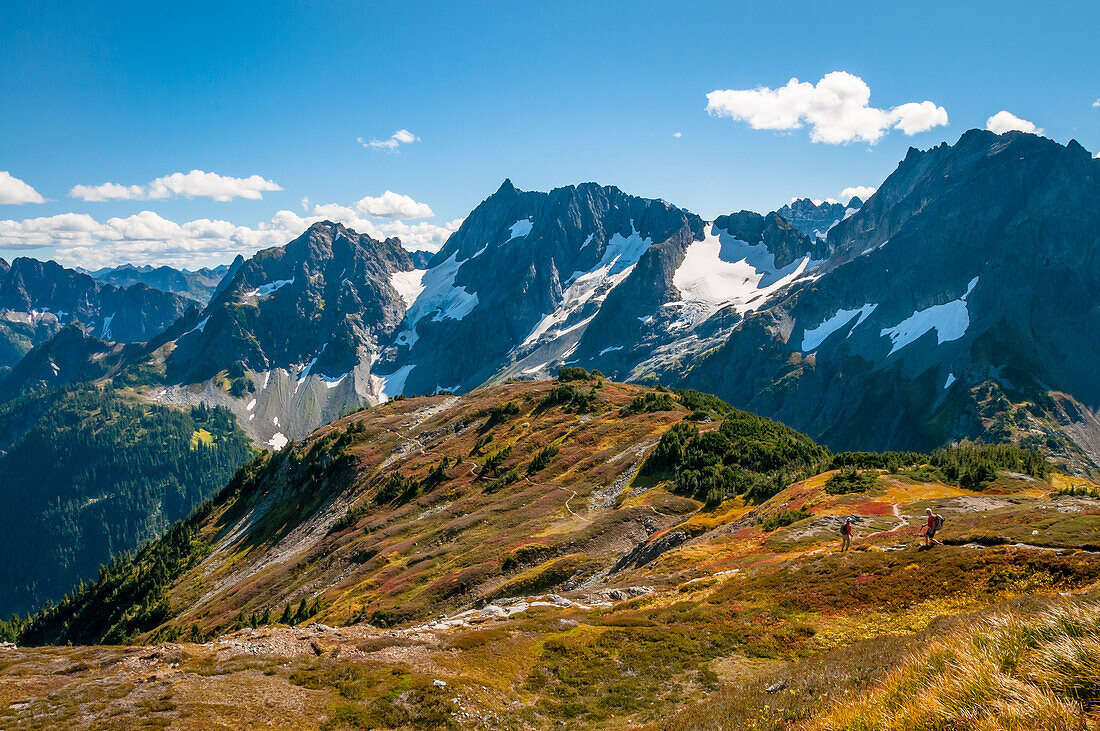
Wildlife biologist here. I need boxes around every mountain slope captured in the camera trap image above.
[9,378,1100,729]
[0,383,253,615]
[152,221,418,445]
[0,257,194,369]
[678,131,1100,471]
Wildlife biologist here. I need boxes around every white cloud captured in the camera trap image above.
[985,111,1042,135]
[358,129,419,152]
[69,170,282,202]
[1,193,456,269]
[354,191,433,219]
[840,185,877,201]
[1093,99,1099,108]
[705,71,948,144]
[0,172,46,204]
[673,132,683,138]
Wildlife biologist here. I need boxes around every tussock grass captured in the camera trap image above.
[812,598,1100,731]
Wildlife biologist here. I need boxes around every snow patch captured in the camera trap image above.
[320,371,349,388]
[100,313,115,340]
[378,364,415,401]
[507,218,533,240]
[395,252,479,348]
[671,222,819,328]
[521,221,652,347]
[246,399,256,411]
[294,344,327,394]
[599,345,624,356]
[801,304,878,352]
[246,277,294,298]
[881,277,979,356]
[389,269,427,308]
[181,316,210,338]
[267,432,288,450]
[944,373,956,389]
[522,361,551,375]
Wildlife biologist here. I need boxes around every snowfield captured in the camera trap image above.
[507,218,533,240]
[378,364,415,401]
[395,252,479,348]
[245,278,294,298]
[801,303,878,352]
[881,277,979,356]
[672,222,819,327]
[389,269,427,309]
[521,221,652,347]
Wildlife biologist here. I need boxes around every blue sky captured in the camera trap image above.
[1,0,1097,268]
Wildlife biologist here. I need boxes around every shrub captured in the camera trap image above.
[556,367,593,382]
[824,467,879,495]
[541,384,596,412]
[482,401,521,432]
[621,392,679,416]
[761,507,812,532]
[484,469,520,494]
[375,472,419,505]
[479,446,513,478]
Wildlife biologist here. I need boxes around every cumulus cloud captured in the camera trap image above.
[70,170,282,202]
[985,111,1043,135]
[1,195,456,270]
[354,191,433,219]
[358,129,419,152]
[705,71,948,144]
[1093,99,1099,108]
[673,132,683,138]
[0,172,47,204]
[840,185,877,201]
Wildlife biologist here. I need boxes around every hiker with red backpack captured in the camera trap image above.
[840,517,853,552]
[922,508,945,547]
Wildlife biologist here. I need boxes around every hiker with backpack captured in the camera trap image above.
[840,517,853,552]
[923,508,945,547]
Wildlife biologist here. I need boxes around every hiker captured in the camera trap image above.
[923,508,945,547]
[840,517,853,552]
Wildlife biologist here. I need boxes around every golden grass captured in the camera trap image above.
[811,598,1100,731]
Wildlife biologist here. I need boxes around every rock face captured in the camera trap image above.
[0,258,193,369]
[775,197,861,241]
[159,221,418,443]
[680,130,1100,465]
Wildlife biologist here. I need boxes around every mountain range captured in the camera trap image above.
[83,263,232,304]
[97,129,1095,473]
[1,129,1098,615]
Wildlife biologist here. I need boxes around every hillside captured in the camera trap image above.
[0,383,254,615]
[5,377,1100,728]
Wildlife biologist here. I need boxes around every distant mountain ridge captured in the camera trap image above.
[0,258,194,370]
[84,263,231,304]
